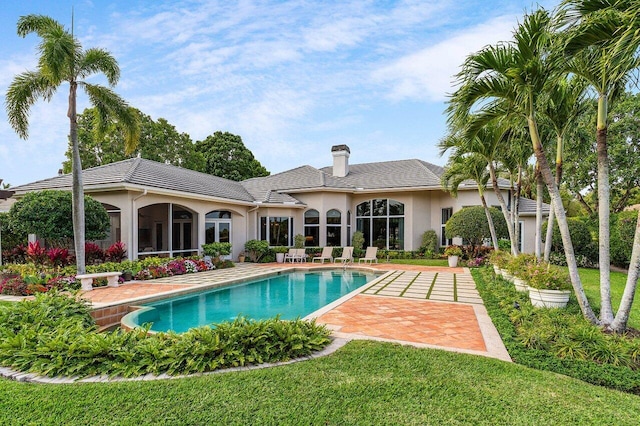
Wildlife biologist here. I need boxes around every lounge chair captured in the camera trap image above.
[358,247,378,264]
[334,246,353,264]
[295,248,308,262]
[313,247,334,263]
[284,248,297,263]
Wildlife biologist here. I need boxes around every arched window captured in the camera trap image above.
[355,199,404,249]
[326,209,341,246]
[304,209,319,247]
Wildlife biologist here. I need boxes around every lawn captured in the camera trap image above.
[388,258,448,267]
[578,268,640,329]
[1,340,639,425]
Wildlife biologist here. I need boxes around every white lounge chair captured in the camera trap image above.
[334,246,353,264]
[359,247,378,264]
[295,248,308,262]
[284,248,297,262]
[313,247,334,263]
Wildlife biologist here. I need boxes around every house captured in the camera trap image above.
[9,145,546,259]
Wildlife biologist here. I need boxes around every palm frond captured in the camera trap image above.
[78,48,120,86]
[16,14,64,38]
[82,83,140,154]
[5,71,57,139]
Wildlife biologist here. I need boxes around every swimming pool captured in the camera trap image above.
[124,269,378,333]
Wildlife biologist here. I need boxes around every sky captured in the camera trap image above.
[0,0,559,187]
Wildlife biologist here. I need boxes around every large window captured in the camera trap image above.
[326,209,341,246]
[441,207,453,247]
[356,199,404,249]
[260,216,292,246]
[304,209,319,247]
[205,210,231,245]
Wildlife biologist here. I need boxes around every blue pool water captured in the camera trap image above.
[131,270,378,333]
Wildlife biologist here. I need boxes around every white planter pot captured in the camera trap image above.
[493,264,502,276]
[528,288,571,308]
[276,253,285,263]
[448,255,459,267]
[502,272,514,283]
[513,277,528,292]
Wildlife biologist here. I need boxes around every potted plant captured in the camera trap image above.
[525,263,572,308]
[488,250,509,277]
[238,251,246,263]
[506,254,537,292]
[444,245,463,267]
[273,246,289,263]
[121,270,133,281]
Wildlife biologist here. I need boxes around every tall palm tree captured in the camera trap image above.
[440,143,500,250]
[561,0,640,330]
[5,15,139,274]
[448,9,598,323]
[439,121,520,255]
[539,75,589,261]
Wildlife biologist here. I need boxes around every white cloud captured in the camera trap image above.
[371,14,519,102]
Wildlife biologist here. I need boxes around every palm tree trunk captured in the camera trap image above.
[68,81,86,275]
[528,115,598,324]
[535,165,543,259]
[610,211,640,332]
[480,193,499,249]
[488,162,519,255]
[597,95,614,325]
[514,165,523,253]
[544,135,564,262]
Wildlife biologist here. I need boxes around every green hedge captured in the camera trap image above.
[0,292,332,378]
[472,268,640,395]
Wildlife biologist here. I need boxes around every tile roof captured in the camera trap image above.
[11,158,255,203]
[517,197,551,215]
[319,159,444,189]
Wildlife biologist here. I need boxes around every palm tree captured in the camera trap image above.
[5,15,139,274]
[539,75,589,261]
[561,0,640,330]
[440,143,500,250]
[448,8,599,323]
[439,121,520,255]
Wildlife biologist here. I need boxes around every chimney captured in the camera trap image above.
[331,144,350,177]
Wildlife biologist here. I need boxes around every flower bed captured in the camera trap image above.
[0,256,223,296]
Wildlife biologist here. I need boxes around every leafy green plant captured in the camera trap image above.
[0,292,331,378]
[505,254,538,278]
[444,245,463,257]
[419,230,438,257]
[293,234,305,249]
[244,240,270,262]
[525,263,572,291]
[351,231,365,251]
[272,246,290,254]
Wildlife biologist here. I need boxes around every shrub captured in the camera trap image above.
[47,247,70,267]
[26,241,47,265]
[244,240,270,262]
[543,217,596,265]
[351,231,365,251]
[419,230,438,257]
[105,241,127,262]
[505,254,538,278]
[85,242,105,264]
[445,206,508,254]
[611,210,638,267]
[294,234,305,249]
[473,268,640,394]
[524,263,572,291]
[0,292,332,378]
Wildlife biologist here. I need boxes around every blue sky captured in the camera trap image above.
[0,0,557,186]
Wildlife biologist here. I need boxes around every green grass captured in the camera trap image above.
[1,340,639,425]
[388,258,448,267]
[578,268,640,329]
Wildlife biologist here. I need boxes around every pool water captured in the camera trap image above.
[132,270,378,333]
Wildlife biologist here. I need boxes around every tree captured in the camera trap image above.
[9,191,109,244]
[440,148,500,250]
[196,131,269,181]
[444,206,508,254]
[448,9,598,323]
[5,15,139,274]
[62,108,205,173]
[561,0,640,330]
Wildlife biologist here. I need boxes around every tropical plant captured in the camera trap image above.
[105,241,127,262]
[444,246,463,257]
[5,14,140,275]
[524,263,572,291]
[560,0,640,331]
[244,240,270,263]
[447,8,597,324]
